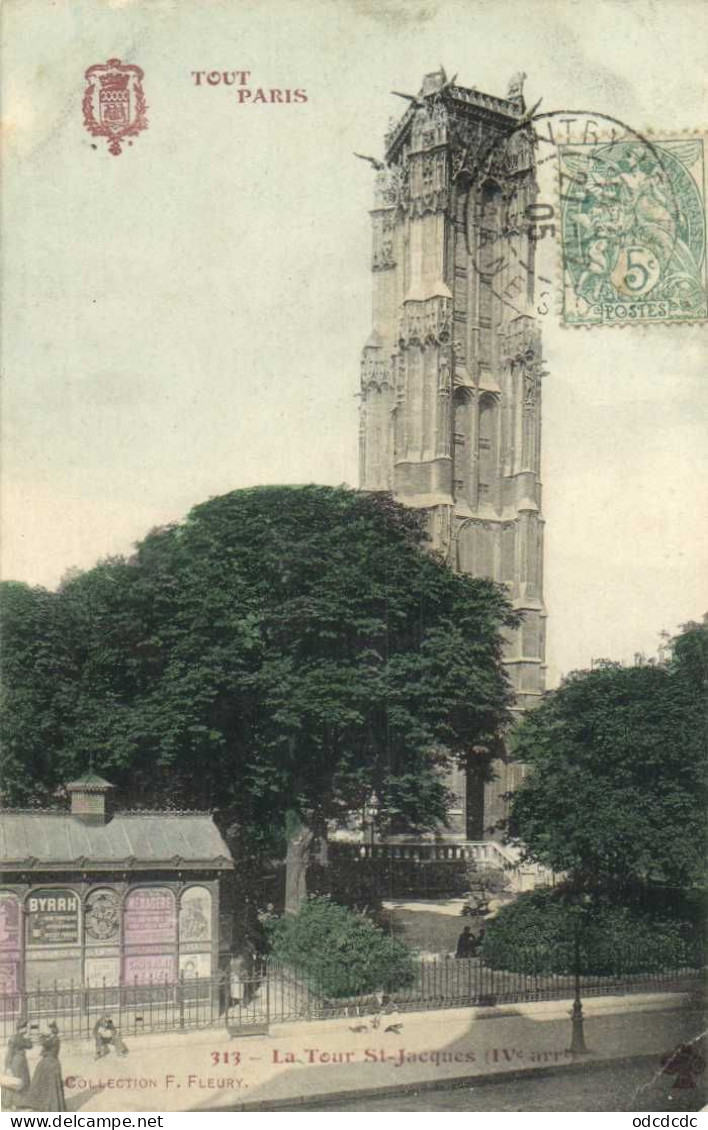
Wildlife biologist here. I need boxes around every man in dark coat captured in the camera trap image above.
[455,925,477,958]
[456,925,485,958]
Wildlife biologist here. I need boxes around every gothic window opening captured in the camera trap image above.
[477,181,503,379]
[477,395,498,508]
[453,388,473,505]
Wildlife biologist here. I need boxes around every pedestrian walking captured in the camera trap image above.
[27,1023,66,1112]
[1,1019,32,1110]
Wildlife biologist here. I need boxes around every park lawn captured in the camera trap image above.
[382,905,481,955]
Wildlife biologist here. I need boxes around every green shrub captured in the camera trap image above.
[266,895,416,997]
[481,888,704,975]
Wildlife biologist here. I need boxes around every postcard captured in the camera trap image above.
[1,0,706,1116]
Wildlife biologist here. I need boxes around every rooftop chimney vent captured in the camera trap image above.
[66,772,114,826]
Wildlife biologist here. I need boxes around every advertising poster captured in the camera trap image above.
[1,0,705,1116]
[0,893,22,1000]
[178,953,211,981]
[123,888,176,948]
[123,953,176,987]
[84,889,121,944]
[0,891,20,952]
[84,955,121,989]
[24,956,83,993]
[179,887,212,945]
[25,890,80,948]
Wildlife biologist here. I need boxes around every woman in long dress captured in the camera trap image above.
[1,1019,32,1110]
[27,1023,66,1112]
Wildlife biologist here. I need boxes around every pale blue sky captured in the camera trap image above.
[2,0,706,685]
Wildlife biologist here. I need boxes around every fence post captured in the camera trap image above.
[178,971,185,1030]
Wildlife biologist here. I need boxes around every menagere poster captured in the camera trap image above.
[1,0,706,1116]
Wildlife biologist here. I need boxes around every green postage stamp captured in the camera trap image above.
[559,136,707,326]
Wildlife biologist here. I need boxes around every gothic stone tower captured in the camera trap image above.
[359,70,547,841]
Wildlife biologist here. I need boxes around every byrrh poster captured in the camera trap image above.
[1,0,706,1117]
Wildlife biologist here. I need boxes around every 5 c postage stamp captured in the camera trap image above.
[558,136,707,326]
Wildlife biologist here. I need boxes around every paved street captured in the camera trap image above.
[285,1059,706,1112]
[19,993,697,1113]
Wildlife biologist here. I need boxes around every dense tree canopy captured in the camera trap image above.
[508,618,707,889]
[1,486,517,865]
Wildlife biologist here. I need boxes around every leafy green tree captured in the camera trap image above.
[0,581,79,804]
[1,486,517,906]
[508,618,707,889]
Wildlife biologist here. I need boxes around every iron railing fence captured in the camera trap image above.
[267,943,705,1017]
[0,974,231,1042]
[0,949,703,1041]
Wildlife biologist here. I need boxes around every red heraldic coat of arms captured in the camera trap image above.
[83,58,148,155]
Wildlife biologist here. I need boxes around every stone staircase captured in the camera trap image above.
[330,836,555,891]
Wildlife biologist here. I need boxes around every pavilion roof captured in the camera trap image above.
[0,810,233,872]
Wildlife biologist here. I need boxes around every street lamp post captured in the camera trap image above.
[362,791,379,855]
[569,916,588,1055]
[568,899,590,1056]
